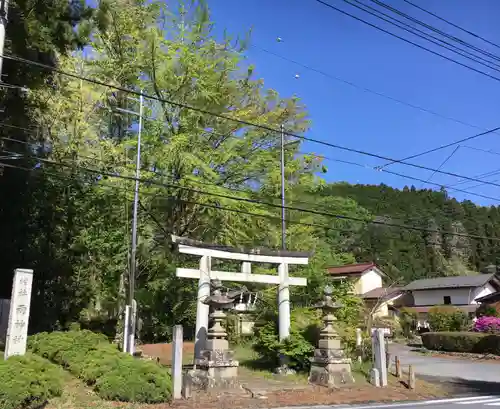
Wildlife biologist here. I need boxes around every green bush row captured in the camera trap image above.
[29,330,172,403]
[0,354,63,409]
[427,306,470,332]
[421,331,500,354]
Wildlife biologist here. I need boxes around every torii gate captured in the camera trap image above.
[172,236,310,359]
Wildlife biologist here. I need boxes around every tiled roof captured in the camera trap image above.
[476,291,500,303]
[326,262,376,276]
[361,287,404,300]
[404,274,495,291]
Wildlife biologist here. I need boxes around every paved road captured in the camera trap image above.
[388,343,500,383]
[280,396,500,409]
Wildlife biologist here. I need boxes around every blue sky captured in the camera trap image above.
[206,0,500,206]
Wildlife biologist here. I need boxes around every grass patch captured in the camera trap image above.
[45,373,137,409]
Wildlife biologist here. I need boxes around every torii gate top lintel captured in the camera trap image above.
[171,235,311,265]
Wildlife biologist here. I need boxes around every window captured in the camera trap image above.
[443,296,451,305]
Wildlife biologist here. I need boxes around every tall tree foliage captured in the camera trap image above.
[6,0,365,341]
[0,0,93,329]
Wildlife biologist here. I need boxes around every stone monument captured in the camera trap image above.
[186,280,241,390]
[309,285,354,387]
[4,269,34,359]
[372,328,387,387]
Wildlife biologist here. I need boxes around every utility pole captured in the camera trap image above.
[280,124,286,250]
[116,91,144,355]
[0,0,9,79]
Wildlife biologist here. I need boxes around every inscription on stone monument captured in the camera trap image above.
[4,269,33,359]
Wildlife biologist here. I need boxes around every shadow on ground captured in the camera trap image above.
[419,374,500,395]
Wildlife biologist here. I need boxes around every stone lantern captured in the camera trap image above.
[195,279,240,386]
[309,285,354,387]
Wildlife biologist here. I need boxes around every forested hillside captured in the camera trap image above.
[323,183,500,282]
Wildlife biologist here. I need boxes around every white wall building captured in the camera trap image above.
[326,262,407,318]
[326,262,384,295]
[404,274,500,329]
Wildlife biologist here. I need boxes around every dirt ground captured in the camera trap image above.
[140,342,195,365]
[46,342,454,409]
[46,374,451,409]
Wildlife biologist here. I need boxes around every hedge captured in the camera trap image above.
[427,306,469,332]
[422,331,500,354]
[0,353,64,409]
[29,330,172,403]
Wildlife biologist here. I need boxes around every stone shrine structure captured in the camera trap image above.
[309,285,354,387]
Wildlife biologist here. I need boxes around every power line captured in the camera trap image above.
[2,118,499,206]
[0,159,491,250]
[0,137,344,214]
[311,0,500,83]
[303,150,500,204]
[346,0,500,72]
[253,45,500,136]
[447,167,500,188]
[3,133,499,225]
[3,140,494,232]
[4,85,499,183]
[5,52,500,193]
[420,145,460,186]
[368,0,500,63]
[402,0,500,51]
[2,119,500,209]
[376,125,500,170]
[4,149,500,242]
[461,145,500,157]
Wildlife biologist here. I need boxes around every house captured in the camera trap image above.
[326,262,385,295]
[326,262,406,318]
[403,274,500,328]
[361,287,408,318]
[475,291,500,311]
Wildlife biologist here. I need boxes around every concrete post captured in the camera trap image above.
[408,364,415,389]
[370,367,380,387]
[123,305,130,353]
[373,329,387,387]
[356,328,362,363]
[194,256,211,361]
[128,299,137,356]
[172,325,183,399]
[278,263,290,341]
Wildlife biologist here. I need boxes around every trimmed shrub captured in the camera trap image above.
[252,308,319,371]
[0,354,63,409]
[474,316,500,334]
[372,316,402,338]
[428,306,469,332]
[252,318,314,371]
[422,331,500,354]
[476,303,500,318]
[29,330,171,403]
[399,307,418,337]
